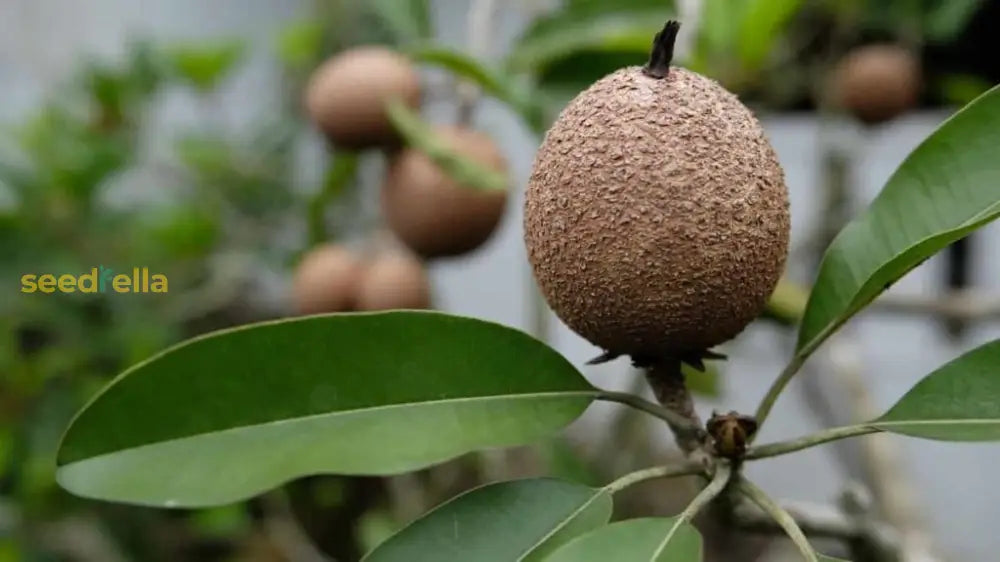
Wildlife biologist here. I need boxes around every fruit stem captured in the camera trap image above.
[643,357,709,455]
[643,20,681,79]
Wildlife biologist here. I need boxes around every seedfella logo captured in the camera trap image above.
[21,266,168,294]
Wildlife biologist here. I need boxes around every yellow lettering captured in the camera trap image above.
[78,268,98,293]
[58,274,76,292]
[113,274,131,293]
[38,274,56,293]
[20,274,37,293]
[151,275,168,293]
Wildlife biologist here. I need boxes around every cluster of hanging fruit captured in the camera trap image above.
[292,46,508,315]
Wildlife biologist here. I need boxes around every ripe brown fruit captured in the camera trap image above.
[355,253,432,311]
[833,44,921,124]
[304,46,421,149]
[524,21,789,359]
[382,127,508,258]
[292,244,364,314]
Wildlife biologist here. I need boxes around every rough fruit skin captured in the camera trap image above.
[292,245,363,314]
[833,44,920,124]
[524,66,789,357]
[305,47,421,149]
[356,253,432,311]
[382,127,508,258]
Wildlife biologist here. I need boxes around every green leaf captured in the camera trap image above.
[369,0,432,43]
[507,10,672,75]
[682,362,721,398]
[872,339,1000,441]
[925,0,984,42]
[819,556,851,562]
[737,0,803,70]
[565,0,675,14]
[167,40,245,92]
[363,479,611,562]
[275,20,325,69]
[407,46,546,132]
[543,517,702,562]
[385,100,508,192]
[308,152,360,244]
[56,312,595,507]
[797,85,1000,357]
[938,74,993,106]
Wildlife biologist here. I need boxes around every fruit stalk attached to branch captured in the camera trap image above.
[641,356,708,455]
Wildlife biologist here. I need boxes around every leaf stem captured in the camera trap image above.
[746,425,880,461]
[594,389,700,433]
[652,463,733,558]
[603,462,704,494]
[307,152,358,244]
[752,355,806,435]
[738,478,819,562]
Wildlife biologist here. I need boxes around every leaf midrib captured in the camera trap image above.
[515,489,606,562]
[876,418,1000,426]
[800,198,1000,354]
[61,390,597,465]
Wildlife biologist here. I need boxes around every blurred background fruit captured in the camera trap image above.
[305,47,421,150]
[381,126,508,259]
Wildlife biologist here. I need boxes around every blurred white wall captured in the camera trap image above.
[2,1,999,559]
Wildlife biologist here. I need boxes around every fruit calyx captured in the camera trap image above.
[587,348,727,373]
[642,20,681,79]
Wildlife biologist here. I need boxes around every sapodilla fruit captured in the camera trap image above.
[304,46,421,149]
[382,127,508,258]
[292,244,364,314]
[355,253,432,311]
[524,21,790,360]
[833,44,920,125]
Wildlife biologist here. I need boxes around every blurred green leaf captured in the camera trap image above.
[175,134,232,177]
[737,0,804,70]
[507,10,671,74]
[57,312,595,507]
[873,339,1000,441]
[0,541,19,562]
[925,0,984,42]
[507,8,677,113]
[565,0,675,14]
[938,74,993,106]
[275,20,325,69]
[682,362,721,398]
[369,0,432,43]
[386,100,508,192]
[142,205,220,260]
[539,437,603,487]
[16,107,132,200]
[84,64,127,119]
[308,152,359,244]
[125,39,167,96]
[358,509,402,555]
[363,479,612,562]
[0,426,12,478]
[797,85,1000,357]
[543,517,702,562]
[698,0,744,58]
[167,40,245,92]
[190,504,251,538]
[407,46,546,132]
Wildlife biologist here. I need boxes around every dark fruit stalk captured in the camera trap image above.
[642,20,681,79]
